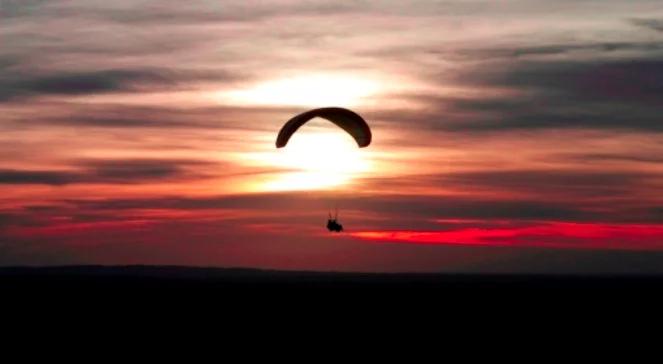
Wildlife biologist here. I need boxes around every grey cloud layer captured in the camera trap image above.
[0,159,215,185]
[631,18,663,32]
[1,0,366,23]
[5,102,300,129]
[55,185,661,223]
[0,66,239,102]
[2,3,662,214]
[3,0,662,136]
[449,41,663,61]
[374,56,663,134]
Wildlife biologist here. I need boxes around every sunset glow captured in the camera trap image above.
[351,222,663,250]
[224,74,381,107]
[248,132,373,191]
[2,1,663,273]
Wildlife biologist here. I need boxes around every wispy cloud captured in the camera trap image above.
[2,0,663,270]
[0,159,215,185]
[352,221,663,250]
[0,67,240,102]
[373,58,663,134]
[630,18,663,32]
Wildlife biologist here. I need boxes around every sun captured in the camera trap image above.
[246,128,373,192]
[223,73,380,107]
[224,73,379,191]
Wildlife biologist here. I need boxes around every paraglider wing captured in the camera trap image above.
[276,107,371,148]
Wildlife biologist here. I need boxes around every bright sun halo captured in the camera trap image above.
[250,130,373,192]
[228,73,378,191]
[224,74,379,107]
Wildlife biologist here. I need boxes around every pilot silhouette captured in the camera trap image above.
[327,212,343,232]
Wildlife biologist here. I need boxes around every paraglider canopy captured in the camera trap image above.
[276,107,371,148]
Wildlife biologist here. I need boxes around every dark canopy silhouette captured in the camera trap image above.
[276,107,372,148]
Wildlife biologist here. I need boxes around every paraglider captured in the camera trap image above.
[276,107,372,233]
[327,211,343,233]
[276,107,371,148]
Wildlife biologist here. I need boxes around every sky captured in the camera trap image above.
[1,0,663,273]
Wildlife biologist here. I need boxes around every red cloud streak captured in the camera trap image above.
[351,222,663,250]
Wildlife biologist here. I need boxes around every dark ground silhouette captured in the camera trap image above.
[4,266,663,321]
[2,265,663,296]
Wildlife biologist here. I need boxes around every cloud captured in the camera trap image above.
[0,212,21,229]
[464,59,663,103]
[17,70,168,95]
[359,196,586,221]
[552,153,663,164]
[0,0,48,18]
[0,159,215,185]
[650,207,663,222]
[424,170,650,197]
[2,0,663,270]
[351,221,663,250]
[630,18,663,32]
[356,169,663,224]
[0,169,76,185]
[60,192,586,222]
[5,102,298,130]
[81,159,208,182]
[2,186,661,269]
[48,165,663,224]
[448,42,663,61]
[0,67,238,102]
[1,0,367,23]
[374,57,663,134]
[63,193,310,212]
